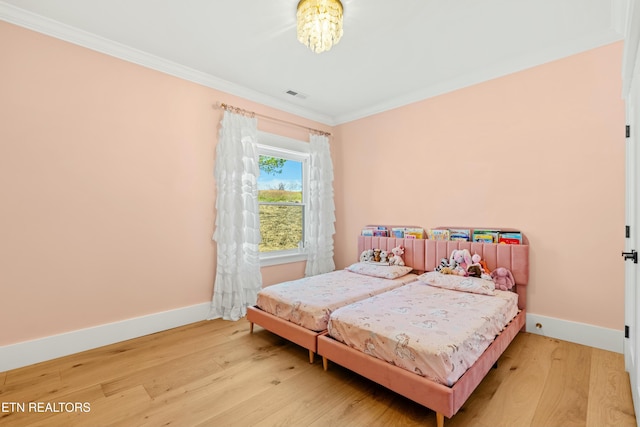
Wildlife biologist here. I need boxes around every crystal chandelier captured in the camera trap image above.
[296,0,343,53]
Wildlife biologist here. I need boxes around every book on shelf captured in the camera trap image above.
[391,227,405,238]
[498,231,522,245]
[361,227,375,236]
[427,229,450,241]
[361,226,389,237]
[404,227,425,239]
[472,229,500,243]
[449,228,471,241]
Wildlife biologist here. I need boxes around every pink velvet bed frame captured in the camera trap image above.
[317,237,530,427]
[247,236,427,363]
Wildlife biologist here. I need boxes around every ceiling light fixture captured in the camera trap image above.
[296,0,343,54]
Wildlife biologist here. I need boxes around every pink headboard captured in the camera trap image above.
[357,236,427,273]
[424,239,530,310]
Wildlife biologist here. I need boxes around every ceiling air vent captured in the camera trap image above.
[285,89,308,100]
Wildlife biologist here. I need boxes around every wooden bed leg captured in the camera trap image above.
[309,350,315,364]
[249,322,254,334]
[436,412,444,427]
[322,356,328,371]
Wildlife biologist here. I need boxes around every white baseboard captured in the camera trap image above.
[0,302,211,372]
[0,306,624,373]
[526,313,624,354]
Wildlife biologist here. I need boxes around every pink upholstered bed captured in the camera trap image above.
[247,236,427,363]
[317,238,530,427]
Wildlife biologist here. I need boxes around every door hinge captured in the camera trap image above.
[627,125,631,138]
[626,325,630,339]
[622,250,638,263]
[626,225,631,238]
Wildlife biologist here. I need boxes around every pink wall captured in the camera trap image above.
[333,42,626,330]
[0,22,330,346]
[0,20,625,346]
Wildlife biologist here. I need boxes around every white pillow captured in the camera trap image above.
[345,262,413,279]
[418,271,496,296]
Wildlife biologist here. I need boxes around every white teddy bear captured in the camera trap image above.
[389,245,405,266]
[359,249,374,262]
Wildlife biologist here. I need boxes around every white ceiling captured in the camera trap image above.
[0,0,627,125]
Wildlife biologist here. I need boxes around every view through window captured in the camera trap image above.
[258,154,305,253]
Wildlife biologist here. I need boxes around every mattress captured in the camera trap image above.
[327,281,519,386]
[256,269,418,332]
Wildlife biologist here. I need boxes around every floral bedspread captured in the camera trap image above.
[256,270,418,332]
[327,281,519,386]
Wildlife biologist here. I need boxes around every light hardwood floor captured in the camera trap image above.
[0,318,636,427]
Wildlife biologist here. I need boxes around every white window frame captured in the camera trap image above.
[257,132,310,267]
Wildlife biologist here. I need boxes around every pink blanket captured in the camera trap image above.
[327,281,519,386]
[256,270,417,331]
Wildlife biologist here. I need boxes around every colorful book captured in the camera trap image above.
[391,227,405,238]
[404,227,425,239]
[498,231,522,245]
[449,228,471,241]
[472,229,499,243]
[362,226,389,237]
[361,227,375,236]
[427,229,450,241]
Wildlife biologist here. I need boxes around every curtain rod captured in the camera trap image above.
[215,102,332,137]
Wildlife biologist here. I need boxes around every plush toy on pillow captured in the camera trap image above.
[435,257,455,274]
[469,253,492,280]
[380,250,389,263]
[389,246,405,266]
[491,267,515,291]
[450,249,472,276]
[359,249,374,262]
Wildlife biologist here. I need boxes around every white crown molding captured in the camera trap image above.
[0,1,335,126]
[335,27,624,125]
[0,1,626,128]
[0,302,211,372]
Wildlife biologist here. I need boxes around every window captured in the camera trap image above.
[257,132,309,266]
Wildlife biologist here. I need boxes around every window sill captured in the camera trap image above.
[260,251,308,267]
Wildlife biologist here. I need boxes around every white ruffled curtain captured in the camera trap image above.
[208,110,262,321]
[305,133,336,276]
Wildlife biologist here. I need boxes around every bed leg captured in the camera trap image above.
[322,356,328,371]
[436,412,444,427]
[309,350,315,364]
[249,322,254,334]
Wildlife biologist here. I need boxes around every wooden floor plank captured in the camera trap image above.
[109,342,316,427]
[530,339,592,427]
[586,348,636,427]
[0,319,635,427]
[448,333,559,427]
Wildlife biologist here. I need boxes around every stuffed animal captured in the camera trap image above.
[469,253,492,280]
[450,249,472,276]
[359,249,374,262]
[373,249,382,263]
[380,250,389,263]
[389,246,405,266]
[440,267,454,275]
[491,267,515,291]
[434,258,453,274]
[467,264,482,278]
